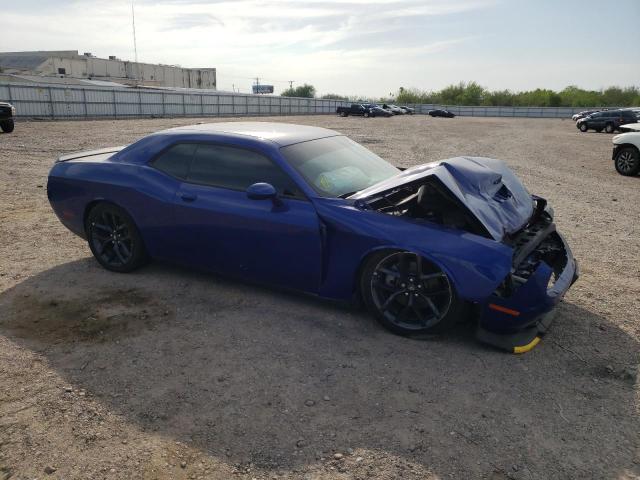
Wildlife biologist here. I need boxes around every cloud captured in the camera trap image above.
[0,0,497,95]
[163,13,224,30]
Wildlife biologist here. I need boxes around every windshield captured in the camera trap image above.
[280,136,400,197]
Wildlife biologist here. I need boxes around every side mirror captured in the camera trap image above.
[246,182,281,205]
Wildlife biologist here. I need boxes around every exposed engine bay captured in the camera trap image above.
[356,177,490,237]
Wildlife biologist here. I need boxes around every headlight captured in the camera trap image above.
[10,106,16,115]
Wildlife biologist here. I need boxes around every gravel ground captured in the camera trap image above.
[0,115,638,480]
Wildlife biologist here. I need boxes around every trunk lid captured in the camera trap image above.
[57,146,126,163]
[350,156,534,241]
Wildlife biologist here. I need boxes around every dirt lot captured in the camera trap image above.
[0,115,638,480]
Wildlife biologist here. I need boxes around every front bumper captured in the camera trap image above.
[476,219,579,353]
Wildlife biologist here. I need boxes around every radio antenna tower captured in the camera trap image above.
[131,0,139,84]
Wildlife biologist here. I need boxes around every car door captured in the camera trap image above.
[590,112,603,128]
[171,142,323,293]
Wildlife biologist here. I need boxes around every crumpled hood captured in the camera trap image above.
[350,156,534,241]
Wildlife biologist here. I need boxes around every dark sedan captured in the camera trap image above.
[429,109,456,118]
[363,104,393,117]
[0,102,15,133]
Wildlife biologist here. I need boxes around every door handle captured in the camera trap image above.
[180,193,197,202]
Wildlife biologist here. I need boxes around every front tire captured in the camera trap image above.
[605,123,615,134]
[579,123,588,132]
[614,147,640,176]
[364,112,370,118]
[0,119,14,133]
[85,203,148,273]
[360,250,465,335]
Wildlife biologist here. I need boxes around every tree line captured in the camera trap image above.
[280,81,639,107]
[395,83,639,107]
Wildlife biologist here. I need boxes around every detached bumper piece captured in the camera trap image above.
[477,309,556,354]
[477,203,579,353]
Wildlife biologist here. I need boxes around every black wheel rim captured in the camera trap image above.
[617,151,638,174]
[90,210,134,267]
[370,252,452,330]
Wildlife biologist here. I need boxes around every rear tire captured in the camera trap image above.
[340,112,347,117]
[85,203,149,273]
[360,250,466,336]
[579,123,588,132]
[614,146,640,176]
[605,123,615,134]
[0,119,14,133]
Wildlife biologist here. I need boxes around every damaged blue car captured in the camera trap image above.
[47,122,578,353]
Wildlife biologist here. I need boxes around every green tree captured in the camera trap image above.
[321,93,350,101]
[281,83,316,98]
[393,84,639,107]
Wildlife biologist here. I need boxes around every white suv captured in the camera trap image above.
[612,123,640,176]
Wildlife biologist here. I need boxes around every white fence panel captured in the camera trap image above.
[1,82,632,120]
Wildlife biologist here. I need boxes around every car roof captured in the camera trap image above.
[162,122,340,147]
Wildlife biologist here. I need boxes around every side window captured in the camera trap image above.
[188,144,304,199]
[152,143,197,179]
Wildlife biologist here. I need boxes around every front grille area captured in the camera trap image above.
[512,231,568,286]
[494,207,569,298]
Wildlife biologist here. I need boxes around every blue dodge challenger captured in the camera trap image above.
[47,122,578,353]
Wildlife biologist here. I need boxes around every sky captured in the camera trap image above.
[2,0,639,97]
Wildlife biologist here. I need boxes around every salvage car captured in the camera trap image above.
[612,123,640,176]
[363,104,393,117]
[336,104,371,117]
[0,101,16,133]
[571,110,598,122]
[429,109,456,118]
[400,106,415,114]
[47,122,578,353]
[577,109,637,133]
[381,104,405,115]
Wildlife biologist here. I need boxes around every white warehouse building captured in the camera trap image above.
[0,50,216,89]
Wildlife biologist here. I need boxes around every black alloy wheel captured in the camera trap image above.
[86,203,148,272]
[361,251,463,335]
[615,147,640,176]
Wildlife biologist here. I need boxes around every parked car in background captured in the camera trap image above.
[336,104,372,117]
[400,106,414,114]
[429,109,456,118]
[47,122,577,353]
[363,104,393,117]
[576,110,637,133]
[612,123,640,176]
[381,104,405,115]
[0,102,16,133]
[572,110,598,121]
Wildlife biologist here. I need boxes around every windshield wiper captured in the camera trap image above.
[339,190,359,199]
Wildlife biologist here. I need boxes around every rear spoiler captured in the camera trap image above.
[57,146,126,162]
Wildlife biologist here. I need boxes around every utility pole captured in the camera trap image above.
[131,0,139,84]
[288,80,294,89]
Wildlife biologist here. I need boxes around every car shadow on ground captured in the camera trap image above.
[1,258,638,479]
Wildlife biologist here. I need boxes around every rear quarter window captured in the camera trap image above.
[151,143,197,179]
